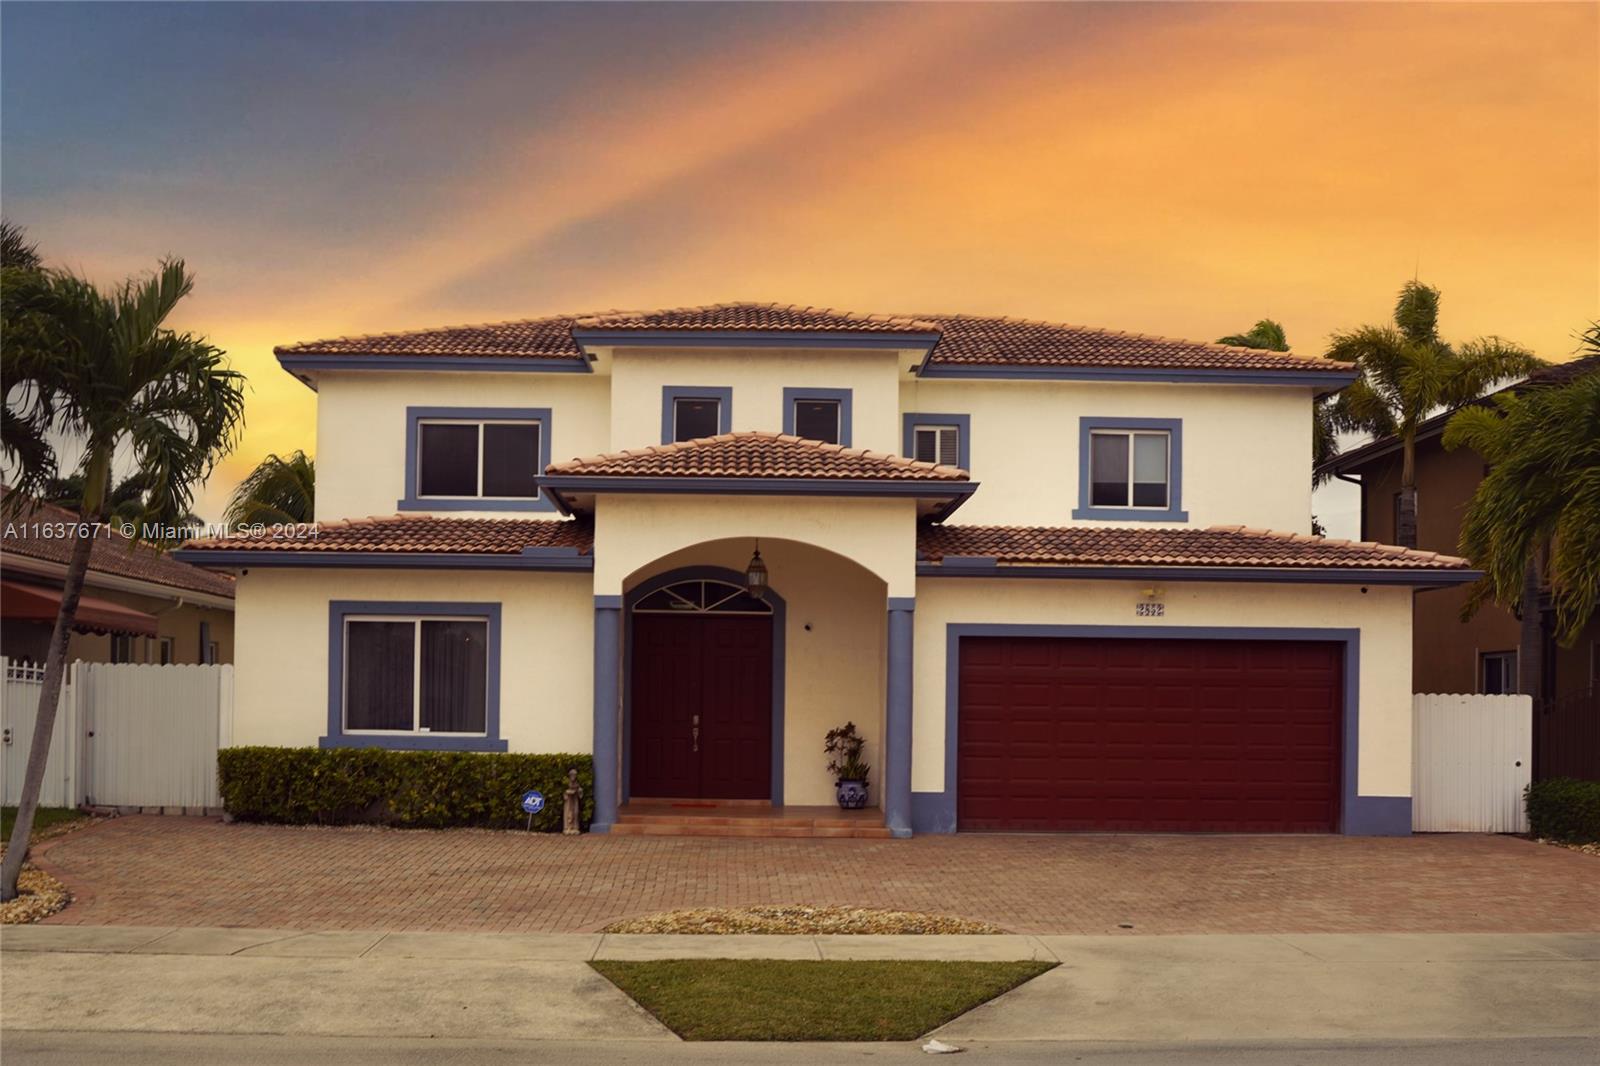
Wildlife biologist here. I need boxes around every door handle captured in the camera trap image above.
[691,714,700,753]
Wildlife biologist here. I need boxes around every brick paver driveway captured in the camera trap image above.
[35,816,1600,934]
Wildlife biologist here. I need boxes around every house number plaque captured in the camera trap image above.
[1135,602,1165,618]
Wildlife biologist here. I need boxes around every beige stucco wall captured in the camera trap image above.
[625,539,887,806]
[606,346,904,454]
[899,378,1316,531]
[313,370,611,522]
[911,579,1414,799]
[593,494,918,597]
[231,568,593,753]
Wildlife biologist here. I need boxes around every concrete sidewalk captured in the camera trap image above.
[3,928,1597,1046]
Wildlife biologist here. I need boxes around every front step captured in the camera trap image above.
[612,803,891,838]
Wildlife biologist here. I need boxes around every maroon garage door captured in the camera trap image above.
[958,637,1342,833]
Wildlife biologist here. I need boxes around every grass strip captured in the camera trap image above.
[0,806,86,843]
[591,958,1053,1041]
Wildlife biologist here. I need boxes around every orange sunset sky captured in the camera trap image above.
[3,2,1597,531]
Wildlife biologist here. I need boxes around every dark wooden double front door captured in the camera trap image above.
[631,613,773,800]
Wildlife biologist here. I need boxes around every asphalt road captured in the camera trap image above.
[4,1033,1599,1065]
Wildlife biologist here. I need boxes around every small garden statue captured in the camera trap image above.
[824,722,871,810]
[563,768,583,835]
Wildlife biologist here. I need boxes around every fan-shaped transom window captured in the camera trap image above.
[634,579,773,616]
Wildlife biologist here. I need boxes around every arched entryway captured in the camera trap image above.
[624,567,786,802]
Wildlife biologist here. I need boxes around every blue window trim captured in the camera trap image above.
[660,386,733,444]
[901,413,971,470]
[781,387,853,447]
[1072,416,1188,522]
[618,567,786,806]
[398,406,555,513]
[909,623,1408,837]
[322,600,507,752]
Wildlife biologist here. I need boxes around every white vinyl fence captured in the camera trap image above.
[1412,693,1532,833]
[1,658,233,810]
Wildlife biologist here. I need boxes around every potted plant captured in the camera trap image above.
[824,722,871,810]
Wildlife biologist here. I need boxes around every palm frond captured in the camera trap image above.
[225,451,316,527]
[1393,279,1441,345]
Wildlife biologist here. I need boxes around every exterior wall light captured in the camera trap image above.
[745,543,769,600]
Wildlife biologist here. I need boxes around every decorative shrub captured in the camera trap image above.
[1524,778,1600,843]
[217,747,594,831]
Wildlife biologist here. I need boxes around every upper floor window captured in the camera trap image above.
[783,388,853,446]
[418,420,538,499]
[400,407,554,513]
[916,425,958,465]
[1090,430,1169,508]
[661,386,733,444]
[673,398,721,442]
[901,413,970,470]
[1073,417,1187,522]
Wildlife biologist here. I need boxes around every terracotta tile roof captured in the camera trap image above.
[273,302,1350,376]
[275,316,588,361]
[574,303,940,334]
[917,524,1473,571]
[545,431,968,481]
[916,314,1342,373]
[1,491,236,598]
[180,514,592,555]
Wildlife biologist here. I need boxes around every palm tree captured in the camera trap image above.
[1,219,41,270]
[1216,318,1342,479]
[0,259,245,901]
[1217,319,1288,352]
[224,450,315,527]
[1444,328,1600,700]
[1325,280,1544,547]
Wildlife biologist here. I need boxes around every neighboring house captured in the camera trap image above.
[177,302,1476,837]
[1322,355,1600,704]
[1,490,235,666]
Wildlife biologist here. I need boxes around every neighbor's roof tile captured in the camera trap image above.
[274,302,1350,376]
[180,514,593,555]
[917,524,1472,571]
[2,490,236,597]
[545,431,968,481]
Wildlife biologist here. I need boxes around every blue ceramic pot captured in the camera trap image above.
[835,779,868,810]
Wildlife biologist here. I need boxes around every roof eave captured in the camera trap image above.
[915,560,1481,586]
[169,547,594,572]
[915,363,1359,390]
[275,352,594,391]
[536,474,975,512]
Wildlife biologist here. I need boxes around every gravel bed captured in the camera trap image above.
[603,905,1006,935]
[0,864,71,924]
[1537,837,1599,857]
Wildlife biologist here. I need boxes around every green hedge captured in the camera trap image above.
[217,747,594,831]
[1525,778,1600,843]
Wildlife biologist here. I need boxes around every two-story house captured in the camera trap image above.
[177,303,1476,837]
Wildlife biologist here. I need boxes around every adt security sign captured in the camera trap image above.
[521,790,545,831]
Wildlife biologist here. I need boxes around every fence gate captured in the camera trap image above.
[1412,693,1531,833]
[0,657,232,810]
[1,660,79,808]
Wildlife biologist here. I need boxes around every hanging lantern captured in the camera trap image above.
[745,543,769,600]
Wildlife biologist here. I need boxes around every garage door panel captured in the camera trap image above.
[958,636,1341,833]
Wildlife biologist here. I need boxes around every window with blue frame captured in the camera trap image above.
[1074,417,1187,521]
[400,407,553,512]
[1089,429,1171,509]
[325,601,506,751]
[344,615,488,735]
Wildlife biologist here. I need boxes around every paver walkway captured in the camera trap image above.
[33,815,1600,934]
